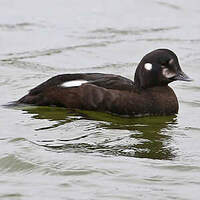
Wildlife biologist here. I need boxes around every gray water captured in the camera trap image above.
[0,0,200,199]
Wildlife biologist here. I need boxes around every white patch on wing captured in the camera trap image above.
[162,68,176,78]
[144,63,152,71]
[60,80,88,87]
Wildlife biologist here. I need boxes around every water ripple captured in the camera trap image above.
[0,193,23,199]
[90,26,179,36]
[156,1,181,10]
[0,154,36,173]
[0,40,123,62]
[0,23,44,31]
[12,107,178,160]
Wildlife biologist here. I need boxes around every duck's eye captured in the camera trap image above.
[161,59,173,68]
[144,63,152,71]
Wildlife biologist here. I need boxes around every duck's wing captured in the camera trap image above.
[29,73,134,95]
[85,74,134,91]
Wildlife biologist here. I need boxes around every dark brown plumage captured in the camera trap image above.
[17,49,192,116]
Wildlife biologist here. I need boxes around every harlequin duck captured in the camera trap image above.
[17,49,192,116]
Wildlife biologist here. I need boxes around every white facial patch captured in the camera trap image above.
[60,80,88,88]
[162,68,176,79]
[144,63,152,71]
[169,59,174,65]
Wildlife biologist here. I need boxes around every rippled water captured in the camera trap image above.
[1,0,200,199]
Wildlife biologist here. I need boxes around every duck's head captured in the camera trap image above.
[134,49,192,89]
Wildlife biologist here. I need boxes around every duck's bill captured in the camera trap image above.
[172,71,193,82]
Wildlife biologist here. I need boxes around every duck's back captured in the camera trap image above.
[29,73,134,94]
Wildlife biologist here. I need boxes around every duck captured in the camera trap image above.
[17,49,192,116]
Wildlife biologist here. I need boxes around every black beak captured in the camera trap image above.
[172,71,193,82]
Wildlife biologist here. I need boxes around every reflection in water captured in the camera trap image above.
[20,106,177,160]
